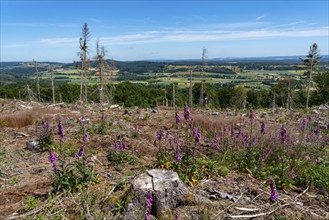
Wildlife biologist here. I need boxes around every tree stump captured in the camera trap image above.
[122,169,209,220]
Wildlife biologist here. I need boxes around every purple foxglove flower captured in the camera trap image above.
[82,133,89,142]
[175,110,180,125]
[196,129,201,143]
[306,134,313,142]
[49,151,57,171]
[156,130,163,141]
[184,106,190,121]
[230,127,234,138]
[174,136,178,145]
[76,146,84,159]
[243,133,250,146]
[267,148,273,157]
[169,138,174,150]
[214,132,219,143]
[145,191,153,220]
[189,118,194,129]
[259,149,264,162]
[280,126,287,144]
[237,129,243,138]
[79,119,84,127]
[261,122,266,135]
[250,107,254,122]
[270,181,277,202]
[43,122,50,130]
[308,115,312,123]
[175,148,181,164]
[174,214,179,220]
[253,135,258,143]
[291,172,297,179]
[101,112,105,121]
[301,118,306,132]
[57,116,64,138]
[122,141,127,149]
[166,129,170,138]
[193,128,198,138]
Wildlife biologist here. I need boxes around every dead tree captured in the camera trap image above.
[33,60,41,102]
[95,40,107,104]
[189,70,193,109]
[172,83,176,107]
[79,22,91,103]
[199,46,207,107]
[300,43,320,109]
[48,64,55,104]
[108,59,116,104]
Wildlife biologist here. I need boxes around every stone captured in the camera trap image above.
[227,112,235,116]
[311,109,319,115]
[110,104,120,109]
[25,139,40,152]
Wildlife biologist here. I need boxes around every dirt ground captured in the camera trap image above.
[0,100,328,219]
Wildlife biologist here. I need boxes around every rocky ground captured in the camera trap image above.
[0,99,328,219]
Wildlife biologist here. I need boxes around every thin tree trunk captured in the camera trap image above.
[306,63,313,109]
[34,61,41,102]
[172,83,175,108]
[189,71,193,109]
[199,80,204,107]
[80,72,83,101]
[50,65,55,104]
[99,65,104,104]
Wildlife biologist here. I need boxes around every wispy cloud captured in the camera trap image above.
[39,27,328,47]
[2,22,79,28]
[13,21,328,48]
[256,15,266,21]
[40,38,78,47]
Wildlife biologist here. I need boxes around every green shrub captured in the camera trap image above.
[52,155,98,194]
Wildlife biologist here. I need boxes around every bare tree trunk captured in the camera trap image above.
[34,61,41,102]
[199,47,207,108]
[189,70,193,110]
[306,63,313,109]
[199,80,204,107]
[172,83,175,108]
[84,71,88,103]
[286,83,290,109]
[80,72,83,101]
[49,65,55,104]
[99,65,104,104]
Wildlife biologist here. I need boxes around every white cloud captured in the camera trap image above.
[256,15,265,21]
[17,22,329,48]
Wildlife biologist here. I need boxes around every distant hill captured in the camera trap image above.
[1,55,328,76]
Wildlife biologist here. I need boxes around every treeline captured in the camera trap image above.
[1,70,328,109]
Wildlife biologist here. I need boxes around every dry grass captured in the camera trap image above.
[0,105,60,129]
[193,113,240,131]
[0,111,36,128]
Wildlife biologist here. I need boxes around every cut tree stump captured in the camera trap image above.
[122,169,210,220]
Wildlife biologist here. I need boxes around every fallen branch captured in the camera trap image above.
[229,203,290,219]
[294,187,308,202]
[235,207,261,212]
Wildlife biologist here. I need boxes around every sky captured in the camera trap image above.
[1,0,329,62]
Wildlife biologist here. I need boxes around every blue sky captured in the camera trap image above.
[1,0,328,62]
